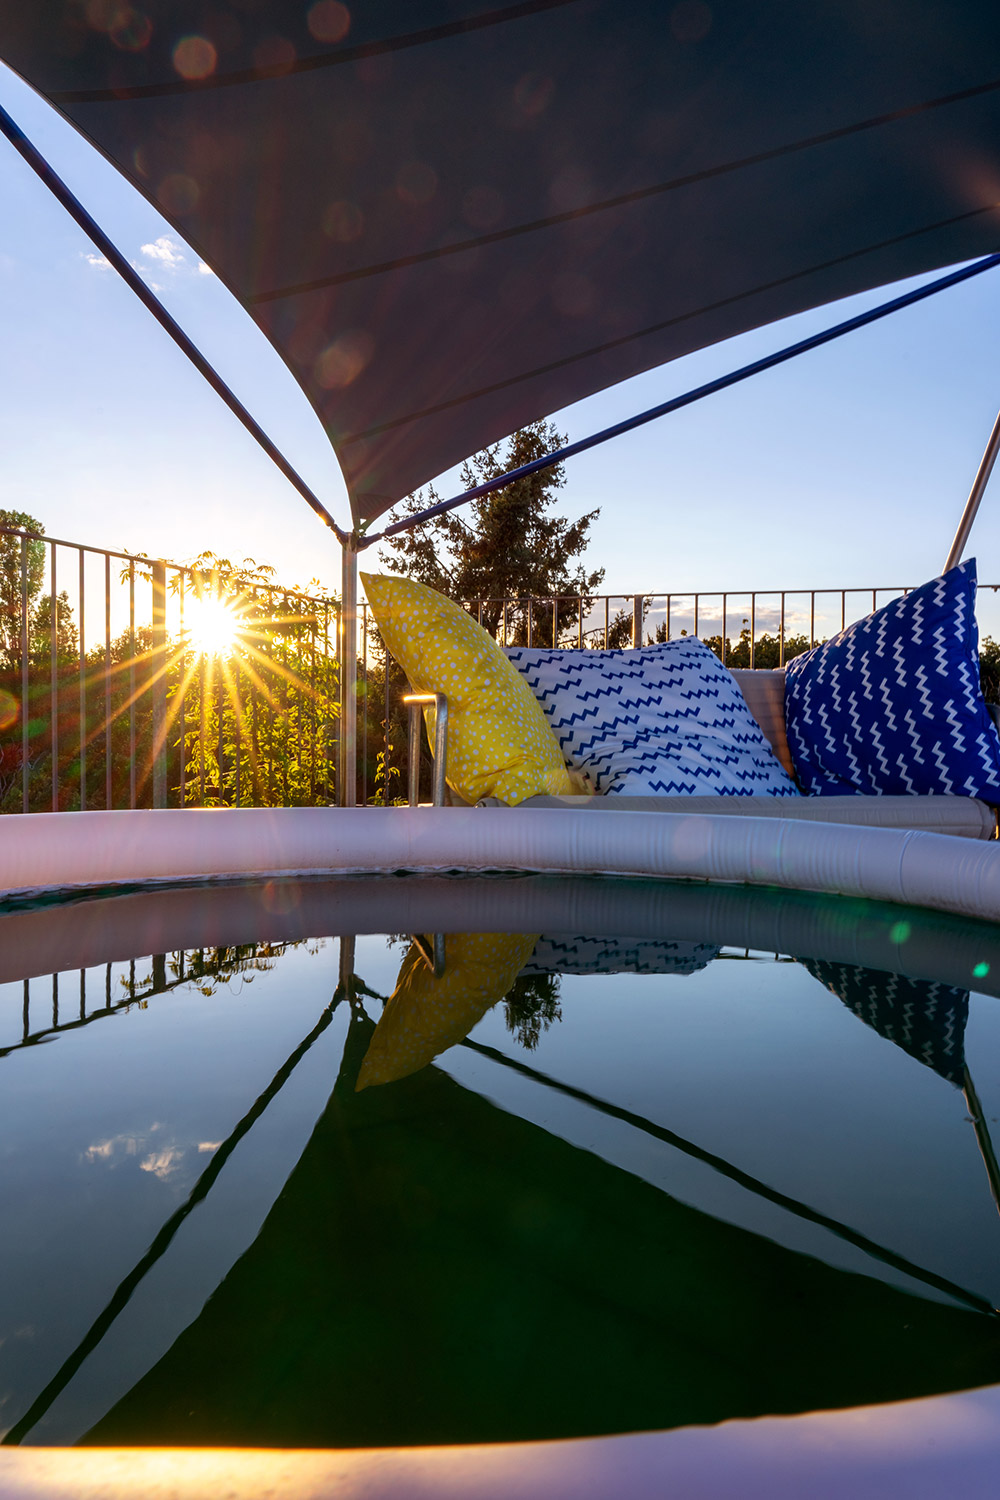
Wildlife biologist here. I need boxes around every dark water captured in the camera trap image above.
[1,876,999,1448]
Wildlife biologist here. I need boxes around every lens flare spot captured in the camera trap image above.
[159,172,200,215]
[260,880,300,915]
[308,1,350,43]
[396,161,438,206]
[0,690,18,732]
[111,9,152,50]
[253,35,297,72]
[889,921,911,944]
[974,961,990,979]
[322,200,364,242]
[173,35,217,79]
[185,596,239,657]
[314,330,374,389]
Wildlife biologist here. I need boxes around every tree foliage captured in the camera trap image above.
[0,509,47,672]
[382,421,604,641]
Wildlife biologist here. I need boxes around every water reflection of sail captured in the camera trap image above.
[522,936,719,977]
[356,932,537,1090]
[800,960,968,1086]
[81,1009,1000,1451]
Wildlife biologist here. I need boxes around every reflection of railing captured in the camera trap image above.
[4,943,298,1057]
[0,525,339,813]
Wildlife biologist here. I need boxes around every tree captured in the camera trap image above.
[382,421,604,641]
[0,509,46,672]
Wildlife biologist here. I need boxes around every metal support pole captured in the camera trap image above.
[339,539,358,807]
[632,595,643,647]
[404,693,449,806]
[151,560,167,808]
[944,405,1000,572]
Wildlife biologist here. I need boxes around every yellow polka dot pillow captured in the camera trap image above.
[356,931,538,1090]
[361,573,573,805]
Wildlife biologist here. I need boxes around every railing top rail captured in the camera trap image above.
[0,525,338,607]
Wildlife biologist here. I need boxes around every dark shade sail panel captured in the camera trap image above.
[2,1,1000,527]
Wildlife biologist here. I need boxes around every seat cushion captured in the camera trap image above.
[362,573,573,806]
[729,668,794,779]
[506,637,799,798]
[785,559,1000,799]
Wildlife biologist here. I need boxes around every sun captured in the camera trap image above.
[185,595,240,657]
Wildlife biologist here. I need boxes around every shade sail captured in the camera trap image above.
[3,1,1000,530]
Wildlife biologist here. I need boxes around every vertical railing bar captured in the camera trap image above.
[841,591,846,632]
[604,596,609,648]
[283,592,290,806]
[527,597,533,647]
[179,572,186,806]
[200,645,207,805]
[79,968,86,1022]
[552,596,558,648]
[22,979,29,1042]
[872,588,877,617]
[666,594,671,643]
[383,616,391,804]
[78,547,86,810]
[750,593,756,669]
[721,592,727,665]
[234,639,241,807]
[104,553,112,809]
[779,593,787,668]
[693,593,699,641]
[128,560,136,809]
[20,536,29,813]
[52,972,58,1029]
[577,596,583,647]
[150,560,167,808]
[310,609,318,806]
[361,602,368,806]
[105,962,111,1010]
[810,591,815,648]
[50,540,58,811]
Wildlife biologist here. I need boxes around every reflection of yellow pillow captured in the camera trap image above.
[356,931,538,1090]
[361,573,573,805]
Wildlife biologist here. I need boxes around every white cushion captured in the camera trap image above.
[506,638,799,798]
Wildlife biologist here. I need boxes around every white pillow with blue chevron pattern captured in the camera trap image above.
[785,558,1000,798]
[506,638,799,797]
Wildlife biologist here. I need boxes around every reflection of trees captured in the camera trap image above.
[503,971,562,1050]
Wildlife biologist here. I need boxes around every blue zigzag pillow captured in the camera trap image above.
[785,558,1000,798]
[506,638,799,797]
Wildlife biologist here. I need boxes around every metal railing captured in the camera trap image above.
[0,526,339,813]
[5,533,997,813]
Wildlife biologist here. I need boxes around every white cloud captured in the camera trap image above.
[197,261,214,276]
[82,252,112,270]
[140,1147,185,1180]
[140,235,186,267]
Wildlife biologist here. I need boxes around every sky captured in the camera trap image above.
[3,58,1000,627]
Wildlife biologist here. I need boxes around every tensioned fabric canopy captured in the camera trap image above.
[2,0,1000,530]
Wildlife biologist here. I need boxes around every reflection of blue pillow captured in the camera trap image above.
[785,559,1000,798]
[507,638,798,797]
[522,935,719,977]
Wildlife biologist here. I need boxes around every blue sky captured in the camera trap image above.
[3,59,1000,624]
